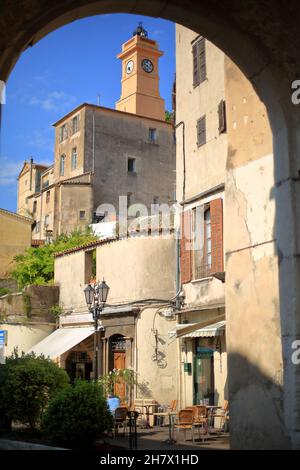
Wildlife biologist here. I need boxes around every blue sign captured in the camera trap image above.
[0,330,7,345]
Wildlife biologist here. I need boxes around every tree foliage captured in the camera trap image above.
[11,229,98,289]
[42,380,112,447]
[0,350,69,431]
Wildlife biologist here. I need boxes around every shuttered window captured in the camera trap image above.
[193,37,206,87]
[197,115,206,147]
[218,100,227,133]
[180,210,192,284]
[191,199,224,280]
[210,198,224,273]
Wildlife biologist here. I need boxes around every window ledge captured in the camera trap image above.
[191,276,214,284]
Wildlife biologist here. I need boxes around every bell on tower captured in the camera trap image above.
[133,22,148,38]
[115,24,165,121]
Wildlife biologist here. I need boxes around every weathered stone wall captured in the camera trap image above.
[84,106,175,212]
[0,285,59,323]
[224,57,288,448]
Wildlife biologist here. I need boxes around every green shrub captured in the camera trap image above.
[42,380,112,447]
[0,350,69,431]
[11,228,98,289]
[0,287,11,297]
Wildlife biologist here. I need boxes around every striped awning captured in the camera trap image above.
[168,314,226,343]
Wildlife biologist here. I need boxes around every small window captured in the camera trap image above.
[44,214,49,227]
[197,116,206,147]
[25,197,29,204]
[149,128,157,143]
[35,221,40,233]
[193,37,206,87]
[71,115,79,134]
[218,100,227,133]
[71,147,77,170]
[59,124,68,143]
[33,201,37,213]
[128,158,136,173]
[153,196,159,205]
[60,155,65,176]
[46,191,50,204]
[79,210,86,220]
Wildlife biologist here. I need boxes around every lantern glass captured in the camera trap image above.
[84,284,94,307]
[97,280,110,304]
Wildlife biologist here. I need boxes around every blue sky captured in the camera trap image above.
[0,14,175,212]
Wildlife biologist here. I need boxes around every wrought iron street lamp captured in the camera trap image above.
[84,279,110,381]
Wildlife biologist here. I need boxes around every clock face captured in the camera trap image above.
[126,60,134,74]
[142,59,154,73]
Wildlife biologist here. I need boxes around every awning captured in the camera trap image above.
[168,314,226,343]
[27,327,94,359]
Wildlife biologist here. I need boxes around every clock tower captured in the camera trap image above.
[115,23,165,121]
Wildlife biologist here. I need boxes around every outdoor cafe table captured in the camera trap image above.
[153,411,178,444]
[135,403,156,429]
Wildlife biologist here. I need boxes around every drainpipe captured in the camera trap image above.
[174,121,186,409]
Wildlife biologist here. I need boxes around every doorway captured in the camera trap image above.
[193,339,215,405]
[65,351,93,383]
[109,334,126,401]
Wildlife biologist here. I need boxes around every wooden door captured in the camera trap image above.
[114,352,126,401]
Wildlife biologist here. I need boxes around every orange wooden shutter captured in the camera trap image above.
[180,210,192,284]
[210,198,224,273]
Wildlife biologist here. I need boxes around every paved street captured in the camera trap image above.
[103,427,230,451]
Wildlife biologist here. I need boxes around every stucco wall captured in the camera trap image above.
[55,250,87,312]
[96,235,176,304]
[135,306,177,405]
[175,25,227,201]
[56,183,93,236]
[0,210,32,276]
[85,106,175,212]
[224,58,286,448]
[0,323,55,357]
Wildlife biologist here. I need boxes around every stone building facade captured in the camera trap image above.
[29,232,178,409]
[17,28,175,241]
[175,25,284,447]
[0,208,33,276]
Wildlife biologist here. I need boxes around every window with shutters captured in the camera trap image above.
[180,200,224,284]
[197,116,206,147]
[193,37,206,87]
[191,198,224,280]
[180,210,192,284]
[218,100,227,133]
[193,205,212,279]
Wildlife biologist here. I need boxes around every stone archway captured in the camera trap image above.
[1,0,300,449]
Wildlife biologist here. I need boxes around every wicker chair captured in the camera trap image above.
[192,405,209,442]
[113,406,128,437]
[212,400,229,432]
[174,409,195,442]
